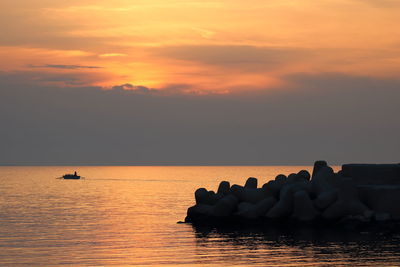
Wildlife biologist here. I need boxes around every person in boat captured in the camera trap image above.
[74,171,77,176]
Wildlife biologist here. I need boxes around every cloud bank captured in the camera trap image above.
[29,64,102,70]
[0,72,399,165]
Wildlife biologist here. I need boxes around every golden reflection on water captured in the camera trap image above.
[0,166,399,266]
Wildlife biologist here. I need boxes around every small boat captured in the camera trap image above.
[60,171,81,179]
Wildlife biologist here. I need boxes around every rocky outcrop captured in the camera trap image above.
[184,161,400,226]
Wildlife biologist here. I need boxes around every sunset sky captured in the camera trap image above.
[2,0,400,92]
[1,0,399,164]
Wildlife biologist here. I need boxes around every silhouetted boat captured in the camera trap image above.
[58,171,81,179]
[63,174,80,179]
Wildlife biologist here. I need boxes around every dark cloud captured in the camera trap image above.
[110,83,152,94]
[29,64,102,70]
[150,45,309,68]
[0,72,399,165]
[0,70,111,86]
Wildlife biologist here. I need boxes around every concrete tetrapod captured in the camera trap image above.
[217,181,230,195]
[236,197,277,219]
[245,177,258,189]
[292,190,320,221]
[210,195,239,217]
[311,166,338,210]
[323,178,373,220]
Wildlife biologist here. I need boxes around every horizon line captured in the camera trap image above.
[0,163,347,167]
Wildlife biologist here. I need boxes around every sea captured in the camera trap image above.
[1,166,400,266]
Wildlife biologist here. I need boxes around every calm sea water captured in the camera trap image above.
[1,166,400,266]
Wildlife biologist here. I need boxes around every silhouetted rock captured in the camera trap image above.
[186,204,213,222]
[195,188,223,205]
[262,175,287,198]
[230,184,244,199]
[275,174,287,182]
[257,197,277,216]
[236,197,277,219]
[217,181,230,194]
[262,181,279,198]
[210,195,238,217]
[323,178,372,219]
[195,188,208,204]
[312,160,328,179]
[314,191,337,210]
[292,190,320,221]
[266,184,294,218]
[241,188,270,204]
[245,177,258,188]
[298,170,311,181]
[311,166,337,210]
[287,173,299,184]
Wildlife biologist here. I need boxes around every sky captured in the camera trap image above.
[0,0,399,165]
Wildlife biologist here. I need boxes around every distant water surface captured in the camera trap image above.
[1,166,400,266]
